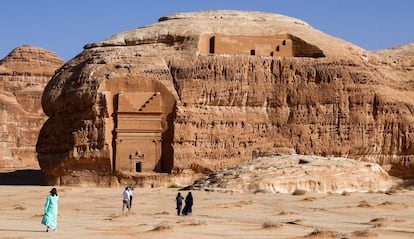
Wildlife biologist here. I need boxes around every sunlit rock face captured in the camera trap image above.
[0,45,63,171]
[189,154,392,194]
[37,10,414,186]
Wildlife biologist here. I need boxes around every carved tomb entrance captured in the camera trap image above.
[114,92,163,173]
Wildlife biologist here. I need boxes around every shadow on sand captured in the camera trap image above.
[0,228,45,233]
[0,170,44,185]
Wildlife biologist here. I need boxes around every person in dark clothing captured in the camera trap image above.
[175,192,184,215]
[182,192,193,215]
[128,187,133,209]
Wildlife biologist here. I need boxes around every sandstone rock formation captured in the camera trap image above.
[189,154,392,194]
[0,45,63,172]
[36,10,414,186]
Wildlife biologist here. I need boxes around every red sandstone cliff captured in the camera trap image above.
[0,45,63,171]
[36,11,414,186]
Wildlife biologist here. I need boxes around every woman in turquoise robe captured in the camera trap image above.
[41,188,59,232]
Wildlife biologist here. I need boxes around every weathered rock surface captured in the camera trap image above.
[0,45,63,171]
[36,10,414,186]
[189,154,392,193]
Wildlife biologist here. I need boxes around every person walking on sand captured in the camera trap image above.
[182,192,193,215]
[122,187,130,214]
[41,187,59,232]
[175,192,184,215]
[128,187,134,209]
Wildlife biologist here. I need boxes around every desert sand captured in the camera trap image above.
[1,185,414,239]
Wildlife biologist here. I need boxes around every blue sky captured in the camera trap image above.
[1,1,413,61]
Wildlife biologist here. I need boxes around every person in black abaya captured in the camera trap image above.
[175,192,184,216]
[182,192,193,215]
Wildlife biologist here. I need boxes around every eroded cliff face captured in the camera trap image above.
[36,11,414,186]
[0,45,63,171]
[169,55,414,177]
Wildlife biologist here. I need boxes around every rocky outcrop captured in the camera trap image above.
[36,10,414,186]
[189,154,392,193]
[0,45,63,171]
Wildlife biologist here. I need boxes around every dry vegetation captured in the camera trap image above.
[0,186,413,239]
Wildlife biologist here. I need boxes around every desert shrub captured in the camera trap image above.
[151,221,172,231]
[369,217,388,228]
[154,211,169,215]
[292,188,307,195]
[306,228,342,238]
[253,189,267,194]
[358,200,372,208]
[13,204,26,210]
[352,229,378,237]
[385,188,398,195]
[263,220,283,229]
[168,183,182,188]
[278,211,298,215]
[302,197,317,201]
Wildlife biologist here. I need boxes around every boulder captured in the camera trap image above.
[189,154,393,194]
